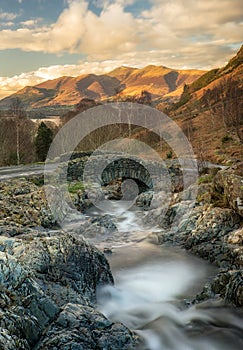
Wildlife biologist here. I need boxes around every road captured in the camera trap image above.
[0,160,227,181]
[0,163,56,181]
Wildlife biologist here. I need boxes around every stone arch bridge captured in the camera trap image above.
[63,152,172,193]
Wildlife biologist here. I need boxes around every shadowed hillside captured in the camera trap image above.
[0,65,205,111]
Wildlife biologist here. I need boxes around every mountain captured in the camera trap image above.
[163,45,243,163]
[173,44,243,109]
[0,65,205,111]
[108,65,204,98]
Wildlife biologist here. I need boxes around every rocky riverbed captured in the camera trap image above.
[142,163,243,306]
[0,162,242,349]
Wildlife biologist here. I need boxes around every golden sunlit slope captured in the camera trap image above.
[173,45,243,109]
[108,65,205,98]
[164,45,243,164]
[0,65,205,109]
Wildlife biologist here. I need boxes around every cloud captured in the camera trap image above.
[0,21,15,27]
[0,11,18,21]
[0,0,241,61]
[20,19,41,27]
[0,1,137,55]
[92,0,136,8]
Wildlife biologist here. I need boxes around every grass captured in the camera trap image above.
[68,181,84,194]
[198,174,214,184]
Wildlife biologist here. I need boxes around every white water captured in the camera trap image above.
[87,202,243,350]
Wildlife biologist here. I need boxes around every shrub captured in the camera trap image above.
[198,174,214,184]
[221,135,233,143]
[166,150,173,159]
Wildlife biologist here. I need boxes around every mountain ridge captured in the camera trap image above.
[0,65,205,110]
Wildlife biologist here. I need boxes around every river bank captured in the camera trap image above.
[0,162,242,349]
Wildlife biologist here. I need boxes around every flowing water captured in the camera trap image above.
[86,202,243,350]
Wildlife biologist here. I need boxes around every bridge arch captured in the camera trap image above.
[101,158,153,193]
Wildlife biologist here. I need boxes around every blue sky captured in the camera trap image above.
[0,0,242,98]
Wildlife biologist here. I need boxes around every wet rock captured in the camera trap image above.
[72,190,93,211]
[136,191,153,209]
[224,270,243,306]
[90,215,117,233]
[0,229,137,349]
[103,247,112,255]
[154,201,242,306]
[36,303,137,350]
[156,204,241,267]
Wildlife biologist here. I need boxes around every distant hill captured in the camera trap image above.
[0,65,205,111]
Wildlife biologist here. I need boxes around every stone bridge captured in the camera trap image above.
[101,158,153,193]
[63,152,172,193]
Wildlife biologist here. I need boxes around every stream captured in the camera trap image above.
[86,202,243,350]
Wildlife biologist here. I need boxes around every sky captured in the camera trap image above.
[0,0,242,99]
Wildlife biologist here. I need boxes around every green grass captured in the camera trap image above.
[68,181,84,193]
[198,174,214,184]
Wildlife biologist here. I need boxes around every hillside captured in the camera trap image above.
[0,65,205,110]
[163,45,243,164]
[172,45,243,109]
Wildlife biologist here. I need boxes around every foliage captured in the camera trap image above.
[174,84,192,108]
[35,122,53,162]
[190,69,219,92]
[68,181,84,193]
[202,77,243,141]
[221,135,233,143]
[166,150,173,159]
[30,176,44,187]
[198,174,214,184]
[0,99,35,166]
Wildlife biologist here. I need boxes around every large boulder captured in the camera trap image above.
[214,162,243,217]
[0,230,137,349]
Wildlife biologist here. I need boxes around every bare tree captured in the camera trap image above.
[9,98,26,165]
[202,77,243,142]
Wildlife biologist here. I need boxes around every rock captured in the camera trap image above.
[36,303,137,350]
[154,202,242,306]
[136,190,153,208]
[210,270,243,307]
[0,246,59,348]
[72,190,93,211]
[155,204,241,267]
[90,215,117,234]
[0,179,56,228]
[214,162,243,217]
[103,247,112,255]
[0,230,138,349]
[224,270,243,306]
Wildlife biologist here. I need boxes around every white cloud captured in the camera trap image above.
[0,21,15,27]
[0,11,18,21]
[0,0,241,61]
[20,19,41,27]
[0,1,137,55]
